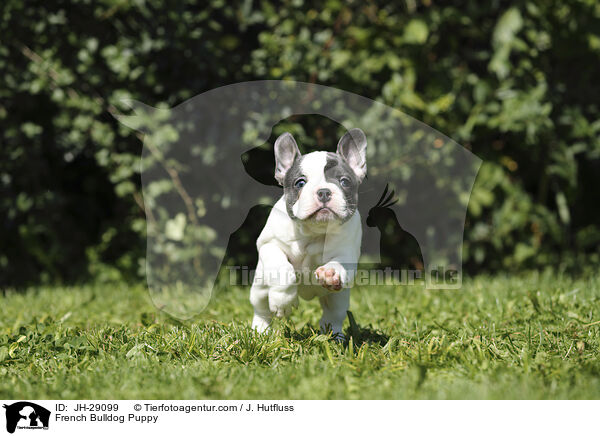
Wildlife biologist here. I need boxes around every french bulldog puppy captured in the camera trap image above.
[249,128,367,337]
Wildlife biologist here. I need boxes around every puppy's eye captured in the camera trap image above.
[294,177,307,188]
[340,177,351,188]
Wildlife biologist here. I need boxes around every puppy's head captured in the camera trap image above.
[274,128,367,223]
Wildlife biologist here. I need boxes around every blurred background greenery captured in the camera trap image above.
[1,0,599,288]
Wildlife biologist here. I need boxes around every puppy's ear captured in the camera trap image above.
[274,132,300,185]
[337,128,367,182]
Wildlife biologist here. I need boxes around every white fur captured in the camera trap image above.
[250,193,362,337]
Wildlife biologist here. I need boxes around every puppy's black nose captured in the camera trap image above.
[317,188,332,203]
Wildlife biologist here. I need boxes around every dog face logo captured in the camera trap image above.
[3,402,50,433]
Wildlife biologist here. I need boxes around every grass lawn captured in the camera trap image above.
[1,272,600,399]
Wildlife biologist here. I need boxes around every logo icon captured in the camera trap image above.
[3,402,50,434]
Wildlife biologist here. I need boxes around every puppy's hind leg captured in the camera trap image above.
[250,260,272,333]
[250,286,272,333]
[319,289,350,340]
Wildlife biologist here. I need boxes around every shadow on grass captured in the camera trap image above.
[345,311,389,347]
[279,311,389,348]
[281,324,321,342]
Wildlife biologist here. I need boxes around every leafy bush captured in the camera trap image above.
[1,0,599,286]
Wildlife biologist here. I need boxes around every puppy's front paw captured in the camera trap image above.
[269,291,298,318]
[315,265,344,291]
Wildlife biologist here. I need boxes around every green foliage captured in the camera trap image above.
[1,0,599,285]
[2,274,600,399]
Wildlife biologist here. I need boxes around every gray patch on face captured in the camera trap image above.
[282,155,305,219]
[324,152,359,220]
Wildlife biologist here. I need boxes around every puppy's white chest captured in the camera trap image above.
[287,236,326,270]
